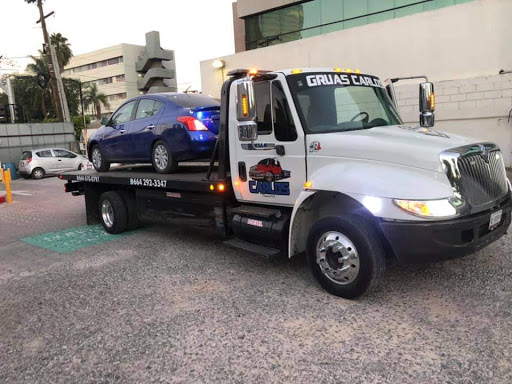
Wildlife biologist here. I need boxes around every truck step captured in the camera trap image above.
[231,205,281,218]
[224,238,282,259]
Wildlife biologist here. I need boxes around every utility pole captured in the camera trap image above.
[49,42,70,122]
[78,80,88,155]
[32,0,64,121]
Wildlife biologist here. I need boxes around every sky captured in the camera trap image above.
[0,0,235,91]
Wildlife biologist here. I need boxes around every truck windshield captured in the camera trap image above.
[287,72,403,133]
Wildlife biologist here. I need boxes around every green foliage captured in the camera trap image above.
[71,114,91,140]
[51,33,73,72]
[83,83,110,120]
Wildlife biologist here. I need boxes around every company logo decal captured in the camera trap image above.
[305,73,384,88]
[309,141,322,152]
[248,158,291,196]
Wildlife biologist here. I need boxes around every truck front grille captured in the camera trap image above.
[441,143,509,212]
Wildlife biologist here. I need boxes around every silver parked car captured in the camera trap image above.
[18,148,91,179]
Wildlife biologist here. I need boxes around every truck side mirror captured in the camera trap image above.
[419,82,435,127]
[236,80,258,141]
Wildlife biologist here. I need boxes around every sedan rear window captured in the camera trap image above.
[22,151,32,160]
[165,94,220,109]
[36,150,53,158]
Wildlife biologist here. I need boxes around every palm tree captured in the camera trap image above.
[50,32,73,72]
[26,55,51,117]
[83,83,110,120]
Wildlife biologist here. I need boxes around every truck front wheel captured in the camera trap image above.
[99,191,128,234]
[306,215,385,299]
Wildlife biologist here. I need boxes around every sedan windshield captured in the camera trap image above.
[287,72,402,133]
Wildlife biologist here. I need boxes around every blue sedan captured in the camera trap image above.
[88,93,220,173]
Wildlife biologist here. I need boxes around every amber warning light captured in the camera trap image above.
[430,93,435,110]
[241,94,249,117]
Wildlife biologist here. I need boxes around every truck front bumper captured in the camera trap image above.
[379,195,512,264]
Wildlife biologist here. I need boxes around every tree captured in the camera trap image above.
[50,32,73,72]
[25,55,52,118]
[83,83,110,120]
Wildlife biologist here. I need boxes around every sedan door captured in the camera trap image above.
[101,100,137,161]
[53,149,80,171]
[129,98,165,160]
[33,149,59,173]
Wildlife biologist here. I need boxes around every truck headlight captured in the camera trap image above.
[393,198,461,218]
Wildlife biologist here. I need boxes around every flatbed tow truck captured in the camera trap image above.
[62,68,512,299]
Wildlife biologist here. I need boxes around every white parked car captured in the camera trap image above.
[18,148,91,179]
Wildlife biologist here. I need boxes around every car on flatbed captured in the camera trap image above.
[62,67,512,299]
[88,93,220,174]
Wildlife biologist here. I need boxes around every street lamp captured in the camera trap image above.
[212,60,225,69]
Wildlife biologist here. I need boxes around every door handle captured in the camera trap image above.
[238,162,247,182]
[145,124,155,131]
[120,129,126,134]
[58,159,62,161]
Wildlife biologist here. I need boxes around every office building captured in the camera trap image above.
[201,0,512,166]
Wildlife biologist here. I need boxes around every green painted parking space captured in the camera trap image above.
[20,225,138,254]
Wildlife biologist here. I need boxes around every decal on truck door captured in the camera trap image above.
[248,158,291,196]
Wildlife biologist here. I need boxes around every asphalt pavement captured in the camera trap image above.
[0,175,511,383]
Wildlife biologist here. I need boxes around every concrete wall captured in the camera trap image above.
[0,122,75,164]
[201,0,512,166]
[395,73,512,166]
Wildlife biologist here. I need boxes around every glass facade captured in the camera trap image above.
[245,0,473,50]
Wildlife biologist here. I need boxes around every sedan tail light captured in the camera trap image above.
[177,116,209,131]
[26,157,32,164]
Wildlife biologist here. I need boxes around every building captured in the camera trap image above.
[201,0,512,167]
[64,31,177,118]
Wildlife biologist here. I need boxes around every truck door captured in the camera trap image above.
[231,76,306,206]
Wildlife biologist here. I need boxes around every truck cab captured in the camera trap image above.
[62,67,511,299]
[226,67,511,297]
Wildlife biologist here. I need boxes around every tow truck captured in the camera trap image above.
[62,67,512,299]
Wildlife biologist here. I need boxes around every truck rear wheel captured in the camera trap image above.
[99,191,128,234]
[119,190,139,230]
[306,215,385,299]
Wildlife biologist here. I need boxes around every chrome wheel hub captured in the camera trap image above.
[101,200,114,228]
[154,145,168,169]
[316,231,360,285]
[92,149,102,169]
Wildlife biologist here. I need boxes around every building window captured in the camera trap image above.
[244,0,474,50]
[107,93,128,102]
[83,74,126,87]
[64,56,124,74]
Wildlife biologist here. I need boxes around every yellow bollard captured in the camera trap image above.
[5,168,12,203]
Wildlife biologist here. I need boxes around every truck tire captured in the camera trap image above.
[119,190,139,230]
[265,172,274,182]
[152,140,178,174]
[99,191,128,234]
[306,215,385,299]
[91,145,110,172]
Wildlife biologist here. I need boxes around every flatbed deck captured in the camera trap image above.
[61,164,230,193]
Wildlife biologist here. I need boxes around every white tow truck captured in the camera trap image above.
[62,67,512,299]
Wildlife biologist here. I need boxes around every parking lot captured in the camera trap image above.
[1,176,511,383]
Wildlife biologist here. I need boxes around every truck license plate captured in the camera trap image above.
[489,210,502,230]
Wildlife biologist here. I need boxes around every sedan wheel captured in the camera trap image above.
[154,144,169,170]
[32,168,45,180]
[91,145,110,172]
[152,140,178,174]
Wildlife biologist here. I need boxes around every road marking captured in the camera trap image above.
[11,190,33,196]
